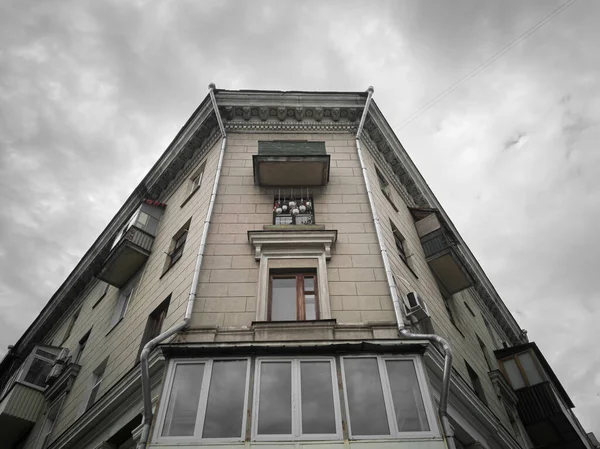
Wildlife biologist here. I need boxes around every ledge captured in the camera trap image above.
[262,224,326,231]
[248,229,337,260]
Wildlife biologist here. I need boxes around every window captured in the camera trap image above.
[253,358,341,440]
[60,307,81,346]
[268,272,318,321]
[137,296,171,362]
[376,168,398,211]
[166,220,190,270]
[85,359,107,411]
[273,194,315,225]
[74,330,91,364]
[341,356,433,438]
[465,362,487,405]
[109,276,138,330]
[477,335,493,371]
[500,351,545,390]
[36,398,64,449]
[157,359,250,441]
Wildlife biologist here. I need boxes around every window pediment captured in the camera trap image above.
[248,229,337,260]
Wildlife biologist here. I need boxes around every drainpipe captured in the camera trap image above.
[355,87,456,449]
[136,83,227,449]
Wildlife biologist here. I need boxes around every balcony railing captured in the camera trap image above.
[411,209,473,297]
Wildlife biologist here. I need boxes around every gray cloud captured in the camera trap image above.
[0,0,598,434]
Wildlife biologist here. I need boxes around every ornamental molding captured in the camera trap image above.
[224,120,357,132]
[489,369,518,407]
[248,229,338,260]
[44,363,81,404]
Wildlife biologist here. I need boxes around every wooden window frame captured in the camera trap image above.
[267,272,319,321]
[500,350,545,389]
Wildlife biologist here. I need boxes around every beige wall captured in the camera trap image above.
[25,139,221,444]
[21,129,518,447]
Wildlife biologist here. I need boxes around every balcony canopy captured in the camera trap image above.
[253,141,330,187]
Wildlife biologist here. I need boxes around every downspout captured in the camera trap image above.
[136,83,227,449]
[355,87,456,449]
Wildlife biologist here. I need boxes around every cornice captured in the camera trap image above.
[3,96,219,370]
[364,102,525,346]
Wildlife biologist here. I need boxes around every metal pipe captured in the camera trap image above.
[136,83,226,449]
[355,87,456,449]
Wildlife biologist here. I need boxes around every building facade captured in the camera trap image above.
[0,86,595,449]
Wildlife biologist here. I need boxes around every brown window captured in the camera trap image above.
[391,222,407,264]
[268,272,318,321]
[166,219,191,271]
[137,296,170,363]
[465,362,487,405]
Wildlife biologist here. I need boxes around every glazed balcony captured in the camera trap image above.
[253,141,330,187]
[411,209,473,297]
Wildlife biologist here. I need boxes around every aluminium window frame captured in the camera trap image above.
[251,356,343,442]
[340,354,439,440]
[153,358,251,444]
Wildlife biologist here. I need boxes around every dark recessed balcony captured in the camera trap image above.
[516,382,588,449]
[97,226,154,288]
[253,141,330,187]
[0,382,45,446]
[410,209,473,297]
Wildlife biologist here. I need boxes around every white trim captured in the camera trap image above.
[153,357,251,444]
[340,354,439,440]
[252,356,343,442]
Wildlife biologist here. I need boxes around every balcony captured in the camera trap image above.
[0,382,45,446]
[97,226,154,288]
[516,382,588,449]
[410,209,473,297]
[253,141,330,187]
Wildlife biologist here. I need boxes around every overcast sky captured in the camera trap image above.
[1,0,598,435]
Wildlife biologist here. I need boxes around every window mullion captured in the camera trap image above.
[297,275,305,320]
[378,357,398,437]
[194,361,212,438]
[514,356,529,386]
[293,359,300,438]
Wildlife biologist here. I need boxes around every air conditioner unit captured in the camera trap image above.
[404,292,430,321]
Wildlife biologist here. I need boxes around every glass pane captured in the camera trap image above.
[23,357,53,387]
[304,276,315,292]
[162,363,204,436]
[300,361,337,434]
[271,278,297,321]
[203,360,247,438]
[385,360,429,432]
[258,362,292,435]
[344,358,390,436]
[518,353,543,385]
[503,359,525,389]
[305,295,317,320]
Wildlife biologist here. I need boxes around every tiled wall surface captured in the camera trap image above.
[20,130,517,447]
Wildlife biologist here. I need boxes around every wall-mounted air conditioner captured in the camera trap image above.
[404,292,430,321]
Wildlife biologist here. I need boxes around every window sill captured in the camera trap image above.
[180,186,200,208]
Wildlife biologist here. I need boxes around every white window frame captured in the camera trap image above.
[154,358,251,444]
[252,357,343,441]
[340,354,439,440]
